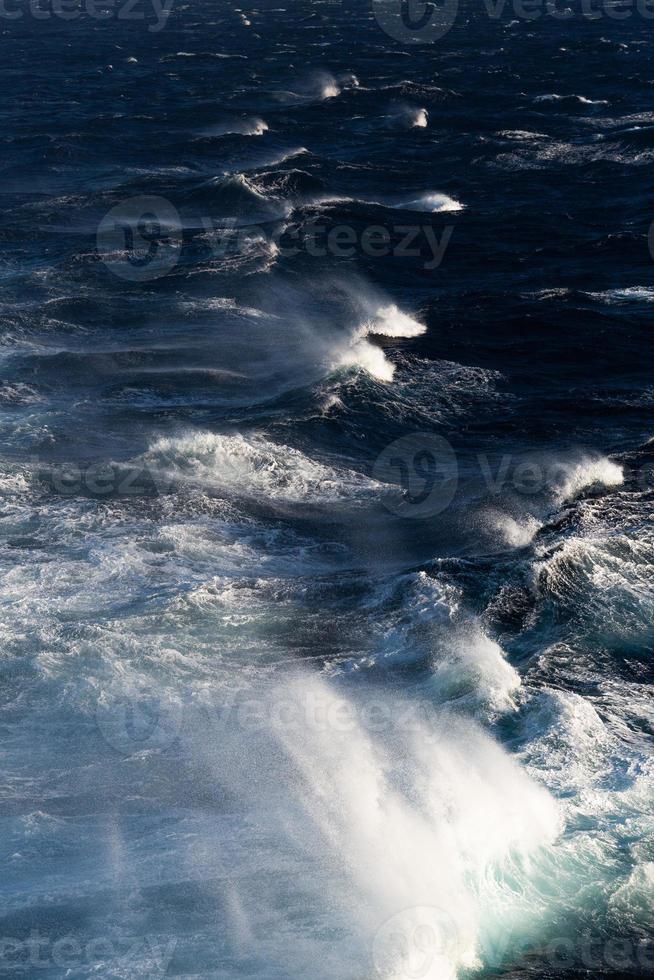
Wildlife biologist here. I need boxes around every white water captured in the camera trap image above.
[175,670,562,980]
[202,117,268,137]
[337,303,426,381]
[143,430,379,501]
[552,455,623,503]
[394,192,464,213]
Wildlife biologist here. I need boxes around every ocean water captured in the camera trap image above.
[1,2,654,978]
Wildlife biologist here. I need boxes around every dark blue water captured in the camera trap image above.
[1,3,653,978]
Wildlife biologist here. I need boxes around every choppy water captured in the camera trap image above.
[1,2,654,978]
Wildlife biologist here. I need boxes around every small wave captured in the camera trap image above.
[552,456,624,504]
[521,288,572,301]
[212,172,268,201]
[143,431,378,502]
[178,297,274,318]
[585,286,654,304]
[190,230,280,276]
[379,80,453,100]
[0,382,42,406]
[337,304,426,382]
[201,117,268,137]
[534,93,608,106]
[491,139,654,170]
[313,190,463,213]
[321,81,340,99]
[237,147,310,174]
[581,111,654,129]
[393,192,463,213]
[489,512,542,549]
[365,304,426,339]
[337,337,395,383]
[253,168,326,199]
[411,107,428,128]
[272,71,353,104]
[0,470,31,497]
[430,626,522,715]
[386,103,429,129]
[188,173,291,221]
[610,864,654,930]
[496,130,550,141]
[534,526,654,648]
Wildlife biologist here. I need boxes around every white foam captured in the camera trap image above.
[292,72,341,101]
[143,431,379,501]
[0,471,30,496]
[394,192,463,213]
[586,286,654,303]
[497,130,550,141]
[366,304,427,338]
[315,191,464,213]
[336,304,426,382]
[202,117,268,137]
[552,456,623,503]
[218,172,269,200]
[256,673,561,979]
[490,512,542,548]
[610,863,654,928]
[429,627,522,715]
[534,93,608,105]
[339,337,396,382]
[389,104,429,129]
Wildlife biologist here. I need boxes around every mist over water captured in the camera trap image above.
[1,2,654,979]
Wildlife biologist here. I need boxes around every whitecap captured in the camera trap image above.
[393,191,463,213]
[534,93,608,105]
[142,430,380,502]
[336,304,426,382]
[585,286,654,303]
[201,117,268,137]
[313,190,464,213]
[552,456,623,503]
[489,512,542,548]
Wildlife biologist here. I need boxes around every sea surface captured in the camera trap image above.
[1,1,654,978]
